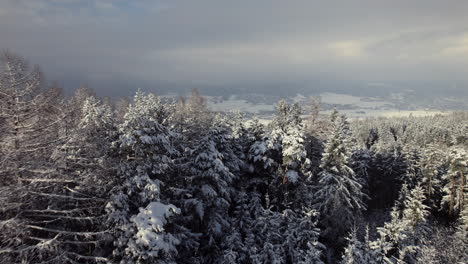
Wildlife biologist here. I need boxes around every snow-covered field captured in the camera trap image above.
[319,92,393,109]
[206,95,275,114]
[201,92,451,117]
[166,92,460,118]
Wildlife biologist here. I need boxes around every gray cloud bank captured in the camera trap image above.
[1,0,468,97]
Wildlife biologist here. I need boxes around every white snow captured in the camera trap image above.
[319,92,393,108]
[132,202,180,248]
[286,170,299,183]
[206,95,275,114]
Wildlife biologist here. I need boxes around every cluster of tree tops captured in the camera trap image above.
[0,51,466,264]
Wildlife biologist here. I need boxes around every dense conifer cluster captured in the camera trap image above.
[0,52,466,263]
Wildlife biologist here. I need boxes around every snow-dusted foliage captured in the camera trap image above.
[313,110,366,242]
[281,121,311,183]
[367,185,431,263]
[106,91,180,264]
[128,202,180,261]
[1,54,468,263]
[181,124,238,262]
[248,208,324,264]
[402,186,429,229]
[248,120,278,175]
[341,228,380,264]
[441,147,467,216]
[1,94,116,263]
[0,51,62,184]
[419,144,444,204]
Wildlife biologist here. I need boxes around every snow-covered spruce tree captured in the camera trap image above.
[281,118,311,184]
[419,144,444,206]
[279,116,312,209]
[398,185,430,263]
[225,111,252,173]
[266,100,313,210]
[106,91,181,264]
[180,122,239,263]
[267,100,303,167]
[450,121,468,146]
[341,227,380,264]
[441,147,467,217]
[219,190,251,264]
[370,206,407,263]
[401,145,422,188]
[313,110,366,243]
[248,207,324,264]
[212,114,244,175]
[402,185,430,229]
[371,185,430,263]
[248,117,278,181]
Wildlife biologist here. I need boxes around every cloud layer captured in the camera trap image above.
[1,0,468,95]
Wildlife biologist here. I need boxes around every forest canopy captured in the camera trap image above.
[0,52,467,264]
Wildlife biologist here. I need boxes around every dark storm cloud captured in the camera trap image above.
[1,0,468,96]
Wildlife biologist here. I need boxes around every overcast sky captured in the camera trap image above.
[1,0,468,96]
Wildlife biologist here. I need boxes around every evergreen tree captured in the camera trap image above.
[106,91,180,264]
[419,144,444,205]
[441,147,467,217]
[402,185,429,229]
[182,125,237,263]
[0,51,62,184]
[249,207,324,264]
[0,96,116,263]
[313,111,366,242]
[341,228,379,264]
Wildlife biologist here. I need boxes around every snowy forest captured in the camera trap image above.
[0,51,466,264]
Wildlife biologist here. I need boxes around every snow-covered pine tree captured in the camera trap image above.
[0,95,116,263]
[341,227,380,264]
[371,206,408,262]
[398,185,430,263]
[281,117,311,185]
[282,209,323,264]
[401,145,422,188]
[248,207,324,264]
[371,185,430,263]
[419,144,444,205]
[402,185,429,229]
[279,115,312,209]
[0,53,83,263]
[313,111,366,242]
[0,51,63,184]
[228,111,252,154]
[212,114,244,175]
[248,118,278,177]
[106,91,180,264]
[219,190,250,264]
[441,147,467,217]
[181,124,237,263]
[266,100,313,209]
